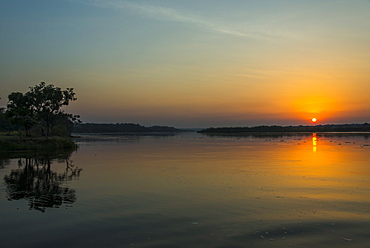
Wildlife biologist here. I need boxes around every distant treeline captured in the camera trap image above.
[199,123,370,133]
[73,123,181,133]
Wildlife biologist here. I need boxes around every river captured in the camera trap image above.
[1,132,369,247]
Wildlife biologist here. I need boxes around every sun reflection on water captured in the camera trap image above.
[1,134,370,247]
[312,133,317,153]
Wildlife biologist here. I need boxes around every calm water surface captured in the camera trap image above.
[1,132,370,248]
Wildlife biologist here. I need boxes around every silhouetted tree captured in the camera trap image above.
[5,92,37,135]
[0,107,14,132]
[28,82,79,136]
[6,82,79,136]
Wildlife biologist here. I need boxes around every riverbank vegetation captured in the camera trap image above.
[0,82,79,151]
[199,123,370,134]
[0,133,77,151]
[73,123,182,133]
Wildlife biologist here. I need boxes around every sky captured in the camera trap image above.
[1,0,369,128]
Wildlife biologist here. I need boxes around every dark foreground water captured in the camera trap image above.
[1,132,370,248]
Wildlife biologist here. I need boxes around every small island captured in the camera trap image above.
[0,82,79,151]
[1,82,183,151]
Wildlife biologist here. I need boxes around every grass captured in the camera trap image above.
[0,133,77,151]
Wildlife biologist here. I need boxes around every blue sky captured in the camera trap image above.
[1,0,370,127]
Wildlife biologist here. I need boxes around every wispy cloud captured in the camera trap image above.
[73,0,296,40]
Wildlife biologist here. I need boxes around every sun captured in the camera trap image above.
[311,118,317,123]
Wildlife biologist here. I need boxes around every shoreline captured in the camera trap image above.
[198,123,370,134]
[0,135,77,151]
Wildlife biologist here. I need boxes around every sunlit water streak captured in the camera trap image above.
[0,132,369,247]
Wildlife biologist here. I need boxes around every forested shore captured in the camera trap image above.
[72,123,182,133]
[199,123,370,134]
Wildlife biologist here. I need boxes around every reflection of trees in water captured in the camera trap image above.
[4,157,81,212]
[0,159,10,169]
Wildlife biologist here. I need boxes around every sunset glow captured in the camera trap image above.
[311,118,317,123]
[1,0,369,127]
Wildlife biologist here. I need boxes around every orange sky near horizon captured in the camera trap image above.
[1,0,369,127]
